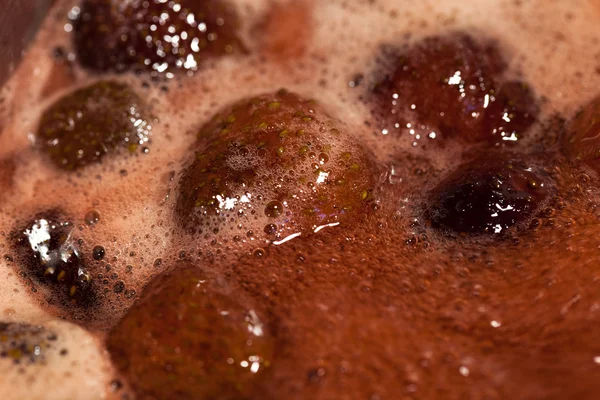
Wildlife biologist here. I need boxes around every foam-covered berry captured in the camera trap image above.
[176,89,376,242]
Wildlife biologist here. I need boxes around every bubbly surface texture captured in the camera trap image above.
[1,0,600,399]
[176,89,376,244]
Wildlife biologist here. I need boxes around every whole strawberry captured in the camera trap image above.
[74,0,243,74]
[176,89,377,243]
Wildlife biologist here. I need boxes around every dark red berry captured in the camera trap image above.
[427,155,550,234]
[37,81,152,170]
[107,266,273,400]
[373,33,539,145]
[74,0,243,74]
[176,89,376,242]
[11,211,96,309]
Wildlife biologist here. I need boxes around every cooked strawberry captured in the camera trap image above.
[176,89,376,243]
[74,0,243,74]
[107,266,273,400]
[11,211,95,309]
[373,33,539,145]
[37,81,152,170]
[427,154,550,235]
[0,158,15,200]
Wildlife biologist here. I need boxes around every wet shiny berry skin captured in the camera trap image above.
[482,81,539,144]
[176,90,376,242]
[74,0,243,74]
[427,155,550,234]
[37,81,152,170]
[374,33,538,145]
[107,266,273,400]
[11,211,95,309]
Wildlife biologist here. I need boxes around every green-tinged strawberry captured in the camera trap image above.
[37,81,152,170]
[176,89,377,243]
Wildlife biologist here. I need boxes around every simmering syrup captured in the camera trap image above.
[1,0,600,399]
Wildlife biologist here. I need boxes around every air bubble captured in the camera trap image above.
[92,246,106,260]
[253,248,266,258]
[84,210,100,226]
[265,201,284,218]
[113,281,125,294]
[264,224,278,235]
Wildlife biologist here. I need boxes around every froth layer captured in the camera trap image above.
[0,0,599,399]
